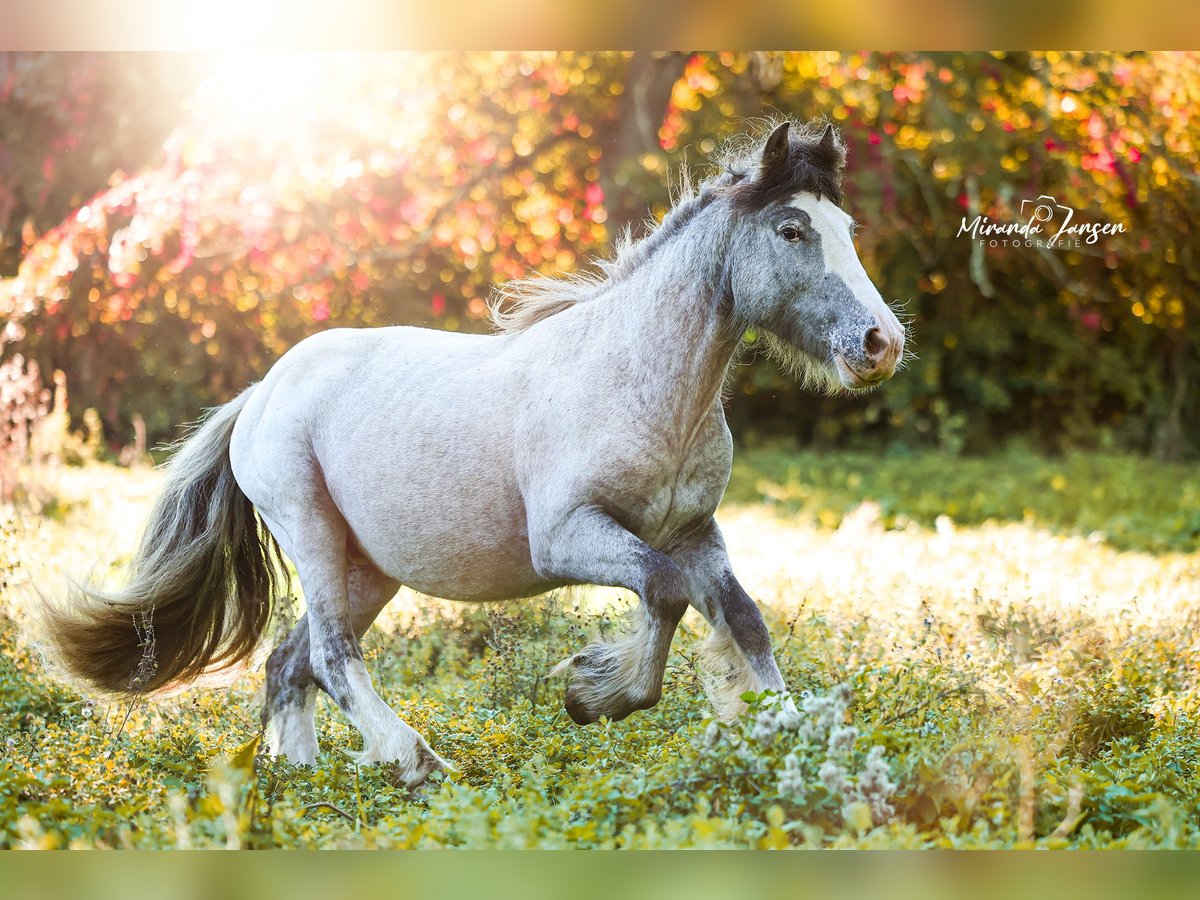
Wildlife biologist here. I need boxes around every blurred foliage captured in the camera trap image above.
[725,446,1200,553]
[3,450,1200,848]
[0,53,200,279]
[0,51,1196,456]
[0,354,49,500]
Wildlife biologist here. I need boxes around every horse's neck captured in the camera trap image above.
[595,229,738,438]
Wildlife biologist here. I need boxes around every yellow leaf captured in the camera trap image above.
[843,801,874,833]
[230,734,262,773]
[758,827,790,850]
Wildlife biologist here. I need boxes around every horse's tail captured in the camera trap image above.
[41,387,289,695]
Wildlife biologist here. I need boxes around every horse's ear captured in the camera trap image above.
[760,122,791,176]
[818,122,837,154]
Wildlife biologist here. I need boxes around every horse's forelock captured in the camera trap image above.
[724,120,848,212]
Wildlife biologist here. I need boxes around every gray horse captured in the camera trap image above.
[45,119,904,786]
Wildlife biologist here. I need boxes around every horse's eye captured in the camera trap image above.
[778,224,805,243]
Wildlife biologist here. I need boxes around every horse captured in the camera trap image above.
[43,119,905,787]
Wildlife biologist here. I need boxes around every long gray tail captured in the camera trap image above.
[42,387,289,695]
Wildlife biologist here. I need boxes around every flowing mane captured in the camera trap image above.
[489,118,847,334]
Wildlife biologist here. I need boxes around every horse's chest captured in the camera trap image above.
[607,433,732,549]
[636,475,720,546]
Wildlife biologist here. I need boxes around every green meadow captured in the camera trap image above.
[3,449,1198,848]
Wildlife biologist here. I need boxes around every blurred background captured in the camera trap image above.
[0,51,1196,485]
[3,52,1200,850]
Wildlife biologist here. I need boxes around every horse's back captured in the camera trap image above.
[276,324,501,375]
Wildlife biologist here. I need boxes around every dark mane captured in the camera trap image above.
[490,117,847,333]
[723,118,847,212]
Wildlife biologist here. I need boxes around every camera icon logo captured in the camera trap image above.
[1020,194,1073,229]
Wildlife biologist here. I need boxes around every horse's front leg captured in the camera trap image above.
[534,506,691,724]
[670,518,787,719]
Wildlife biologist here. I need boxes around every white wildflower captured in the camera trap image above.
[750,709,779,744]
[854,745,897,823]
[774,694,802,731]
[799,683,852,744]
[828,724,858,756]
[776,753,807,800]
[818,759,851,797]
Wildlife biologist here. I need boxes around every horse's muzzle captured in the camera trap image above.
[835,320,905,388]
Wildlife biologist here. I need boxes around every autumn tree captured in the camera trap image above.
[1,51,1196,459]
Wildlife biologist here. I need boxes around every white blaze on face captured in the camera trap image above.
[791,192,897,331]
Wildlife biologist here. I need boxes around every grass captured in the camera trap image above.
[2,449,1199,848]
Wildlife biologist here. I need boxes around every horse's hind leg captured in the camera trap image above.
[264,616,319,764]
[534,507,691,724]
[671,518,787,720]
[264,561,400,765]
[259,492,447,786]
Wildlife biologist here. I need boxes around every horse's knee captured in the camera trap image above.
[643,557,691,621]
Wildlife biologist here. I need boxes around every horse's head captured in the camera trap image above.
[726,121,905,392]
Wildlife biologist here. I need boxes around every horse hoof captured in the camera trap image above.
[564,687,653,725]
[379,750,452,791]
[565,690,598,725]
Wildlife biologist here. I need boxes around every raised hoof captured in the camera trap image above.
[565,693,632,725]
[565,689,597,725]
[553,647,662,725]
[563,682,657,726]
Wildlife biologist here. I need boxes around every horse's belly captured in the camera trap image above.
[352,514,549,602]
[329,458,547,602]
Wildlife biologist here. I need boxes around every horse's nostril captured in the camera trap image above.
[864,327,887,361]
